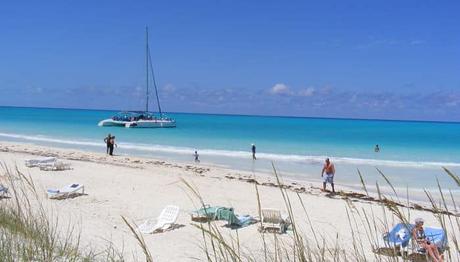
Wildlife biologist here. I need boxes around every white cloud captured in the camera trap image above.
[162,83,176,93]
[269,83,291,95]
[349,94,358,103]
[446,98,460,107]
[298,87,315,97]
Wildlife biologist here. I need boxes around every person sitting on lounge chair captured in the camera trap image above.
[412,218,443,262]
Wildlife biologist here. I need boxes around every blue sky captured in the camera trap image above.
[1,0,459,121]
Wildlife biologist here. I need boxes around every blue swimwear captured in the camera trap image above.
[323,173,334,184]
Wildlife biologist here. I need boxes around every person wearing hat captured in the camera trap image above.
[412,218,443,262]
[251,144,256,160]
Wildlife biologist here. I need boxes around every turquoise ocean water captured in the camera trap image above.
[0,106,459,192]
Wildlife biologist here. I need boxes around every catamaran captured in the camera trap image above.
[98,27,176,128]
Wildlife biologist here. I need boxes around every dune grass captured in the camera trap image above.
[183,164,460,262]
[0,165,126,261]
[1,161,459,261]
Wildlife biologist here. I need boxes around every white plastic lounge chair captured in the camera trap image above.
[39,161,71,171]
[25,157,56,167]
[138,205,180,234]
[260,208,290,233]
[47,184,85,199]
[0,184,8,197]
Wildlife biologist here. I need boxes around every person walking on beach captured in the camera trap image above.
[104,134,112,154]
[194,150,200,163]
[321,158,335,193]
[251,143,257,160]
[109,136,117,156]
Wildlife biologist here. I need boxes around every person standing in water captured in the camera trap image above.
[321,158,335,193]
[375,144,380,152]
[104,134,112,154]
[109,136,117,156]
[251,144,257,160]
[194,150,200,163]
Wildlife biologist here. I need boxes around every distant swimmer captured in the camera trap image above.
[375,144,380,152]
[194,150,200,163]
[104,134,112,154]
[321,158,335,193]
[251,143,257,160]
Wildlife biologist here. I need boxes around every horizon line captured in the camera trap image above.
[1,105,459,125]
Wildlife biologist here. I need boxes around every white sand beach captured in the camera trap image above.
[0,142,459,261]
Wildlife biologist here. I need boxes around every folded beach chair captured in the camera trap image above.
[0,184,8,197]
[47,183,85,199]
[381,223,448,257]
[259,208,290,233]
[39,161,71,171]
[25,157,56,167]
[138,205,180,234]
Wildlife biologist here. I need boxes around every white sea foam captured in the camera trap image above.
[1,132,459,169]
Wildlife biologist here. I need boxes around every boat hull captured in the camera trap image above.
[98,119,128,127]
[125,119,176,128]
[98,119,176,128]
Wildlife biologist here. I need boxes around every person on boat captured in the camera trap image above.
[194,150,200,163]
[103,134,112,154]
[321,158,335,193]
[251,144,257,160]
[412,218,443,262]
[375,144,380,152]
[109,136,117,156]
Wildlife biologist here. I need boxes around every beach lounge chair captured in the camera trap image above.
[47,183,85,199]
[380,223,448,258]
[381,223,413,256]
[191,205,220,222]
[39,161,71,171]
[0,184,8,197]
[191,206,256,228]
[259,208,290,233]
[25,157,56,167]
[138,205,180,234]
[409,226,448,255]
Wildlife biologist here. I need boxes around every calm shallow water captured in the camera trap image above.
[1,106,459,191]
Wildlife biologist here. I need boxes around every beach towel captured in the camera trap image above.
[192,205,221,221]
[383,223,448,253]
[0,185,8,197]
[192,206,255,227]
[383,223,414,248]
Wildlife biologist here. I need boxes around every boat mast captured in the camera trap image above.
[149,49,163,117]
[146,29,163,117]
[145,26,149,112]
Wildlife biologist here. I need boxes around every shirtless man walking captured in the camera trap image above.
[321,158,335,193]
